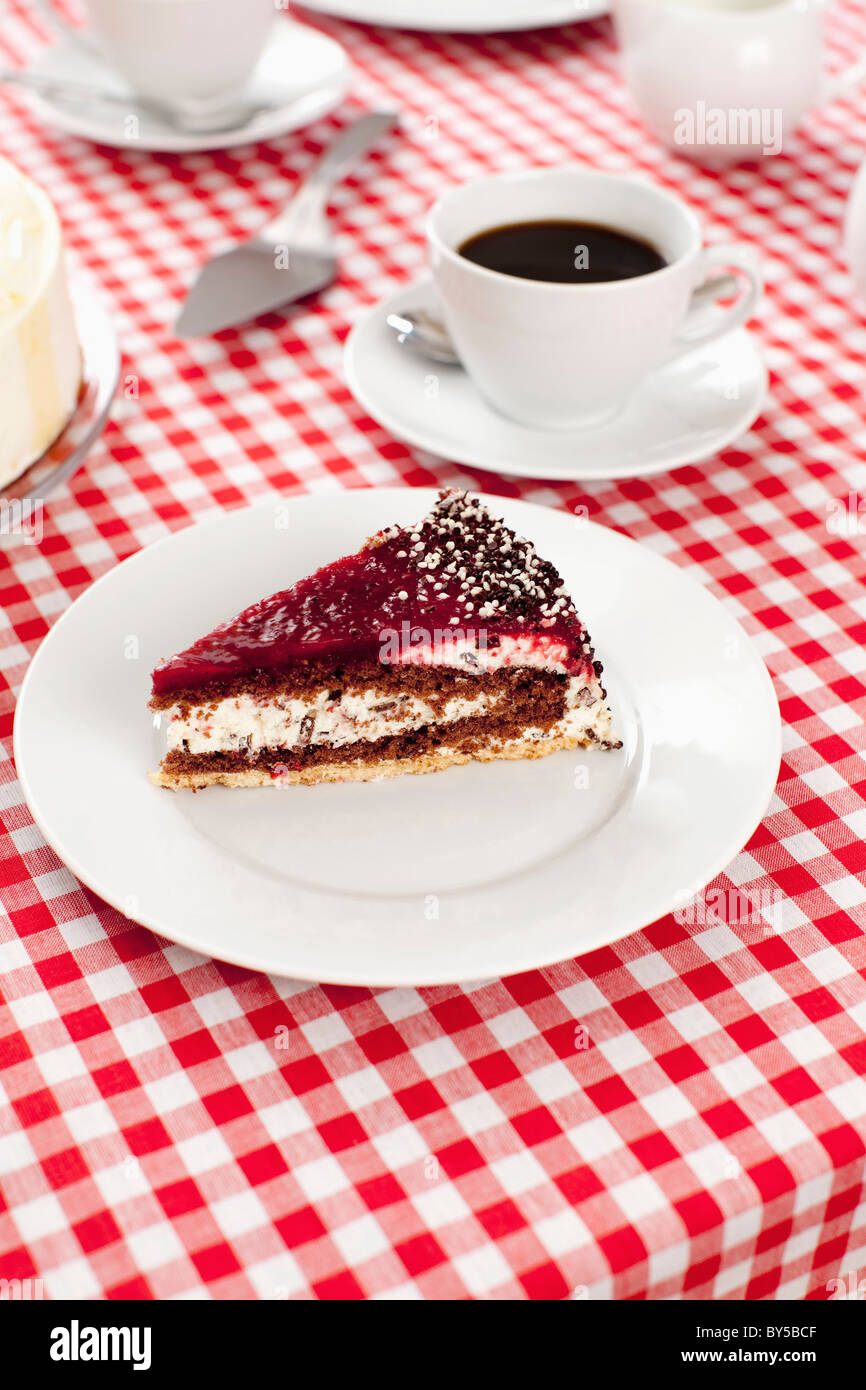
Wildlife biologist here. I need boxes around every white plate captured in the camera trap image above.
[23,21,350,153]
[298,0,607,32]
[14,489,780,987]
[344,279,768,482]
[1,277,119,504]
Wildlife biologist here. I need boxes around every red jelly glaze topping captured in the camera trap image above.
[151,491,594,696]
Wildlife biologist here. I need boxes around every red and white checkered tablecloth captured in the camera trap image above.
[1,0,865,1303]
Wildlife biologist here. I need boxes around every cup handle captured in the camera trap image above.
[32,0,100,55]
[665,246,762,363]
[822,54,866,104]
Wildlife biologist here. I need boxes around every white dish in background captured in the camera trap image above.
[844,159,866,302]
[21,21,350,153]
[14,489,780,987]
[344,279,768,482]
[297,0,607,33]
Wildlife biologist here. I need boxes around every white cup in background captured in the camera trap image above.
[427,166,761,431]
[33,0,277,110]
[612,0,866,167]
[844,160,866,303]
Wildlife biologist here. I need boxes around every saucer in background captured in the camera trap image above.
[344,279,768,482]
[297,0,607,32]
[21,21,350,152]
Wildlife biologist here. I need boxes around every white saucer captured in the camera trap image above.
[1,277,119,504]
[298,0,607,32]
[23,21,350,153]
[14,489,780,987]
[344,280,768,482]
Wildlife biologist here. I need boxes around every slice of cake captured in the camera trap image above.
[0,158,81,489]
[149,490,620,789]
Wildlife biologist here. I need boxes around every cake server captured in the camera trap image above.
[175,110,398,337]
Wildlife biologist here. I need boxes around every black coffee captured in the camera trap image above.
[457,219,667,284]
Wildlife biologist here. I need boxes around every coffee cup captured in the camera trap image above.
[427,166,761,431]
[612,0,866,167]
[33,0,276,112]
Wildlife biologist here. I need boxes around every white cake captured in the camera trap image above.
[0,158,81,488]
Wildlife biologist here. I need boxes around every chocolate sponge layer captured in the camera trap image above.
[149,661,582,714]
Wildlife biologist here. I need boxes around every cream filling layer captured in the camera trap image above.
[164,686,506,756]
[162,674,616,758]
[390,632,579,675]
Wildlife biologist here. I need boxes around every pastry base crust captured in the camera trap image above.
[149,726,611,790]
